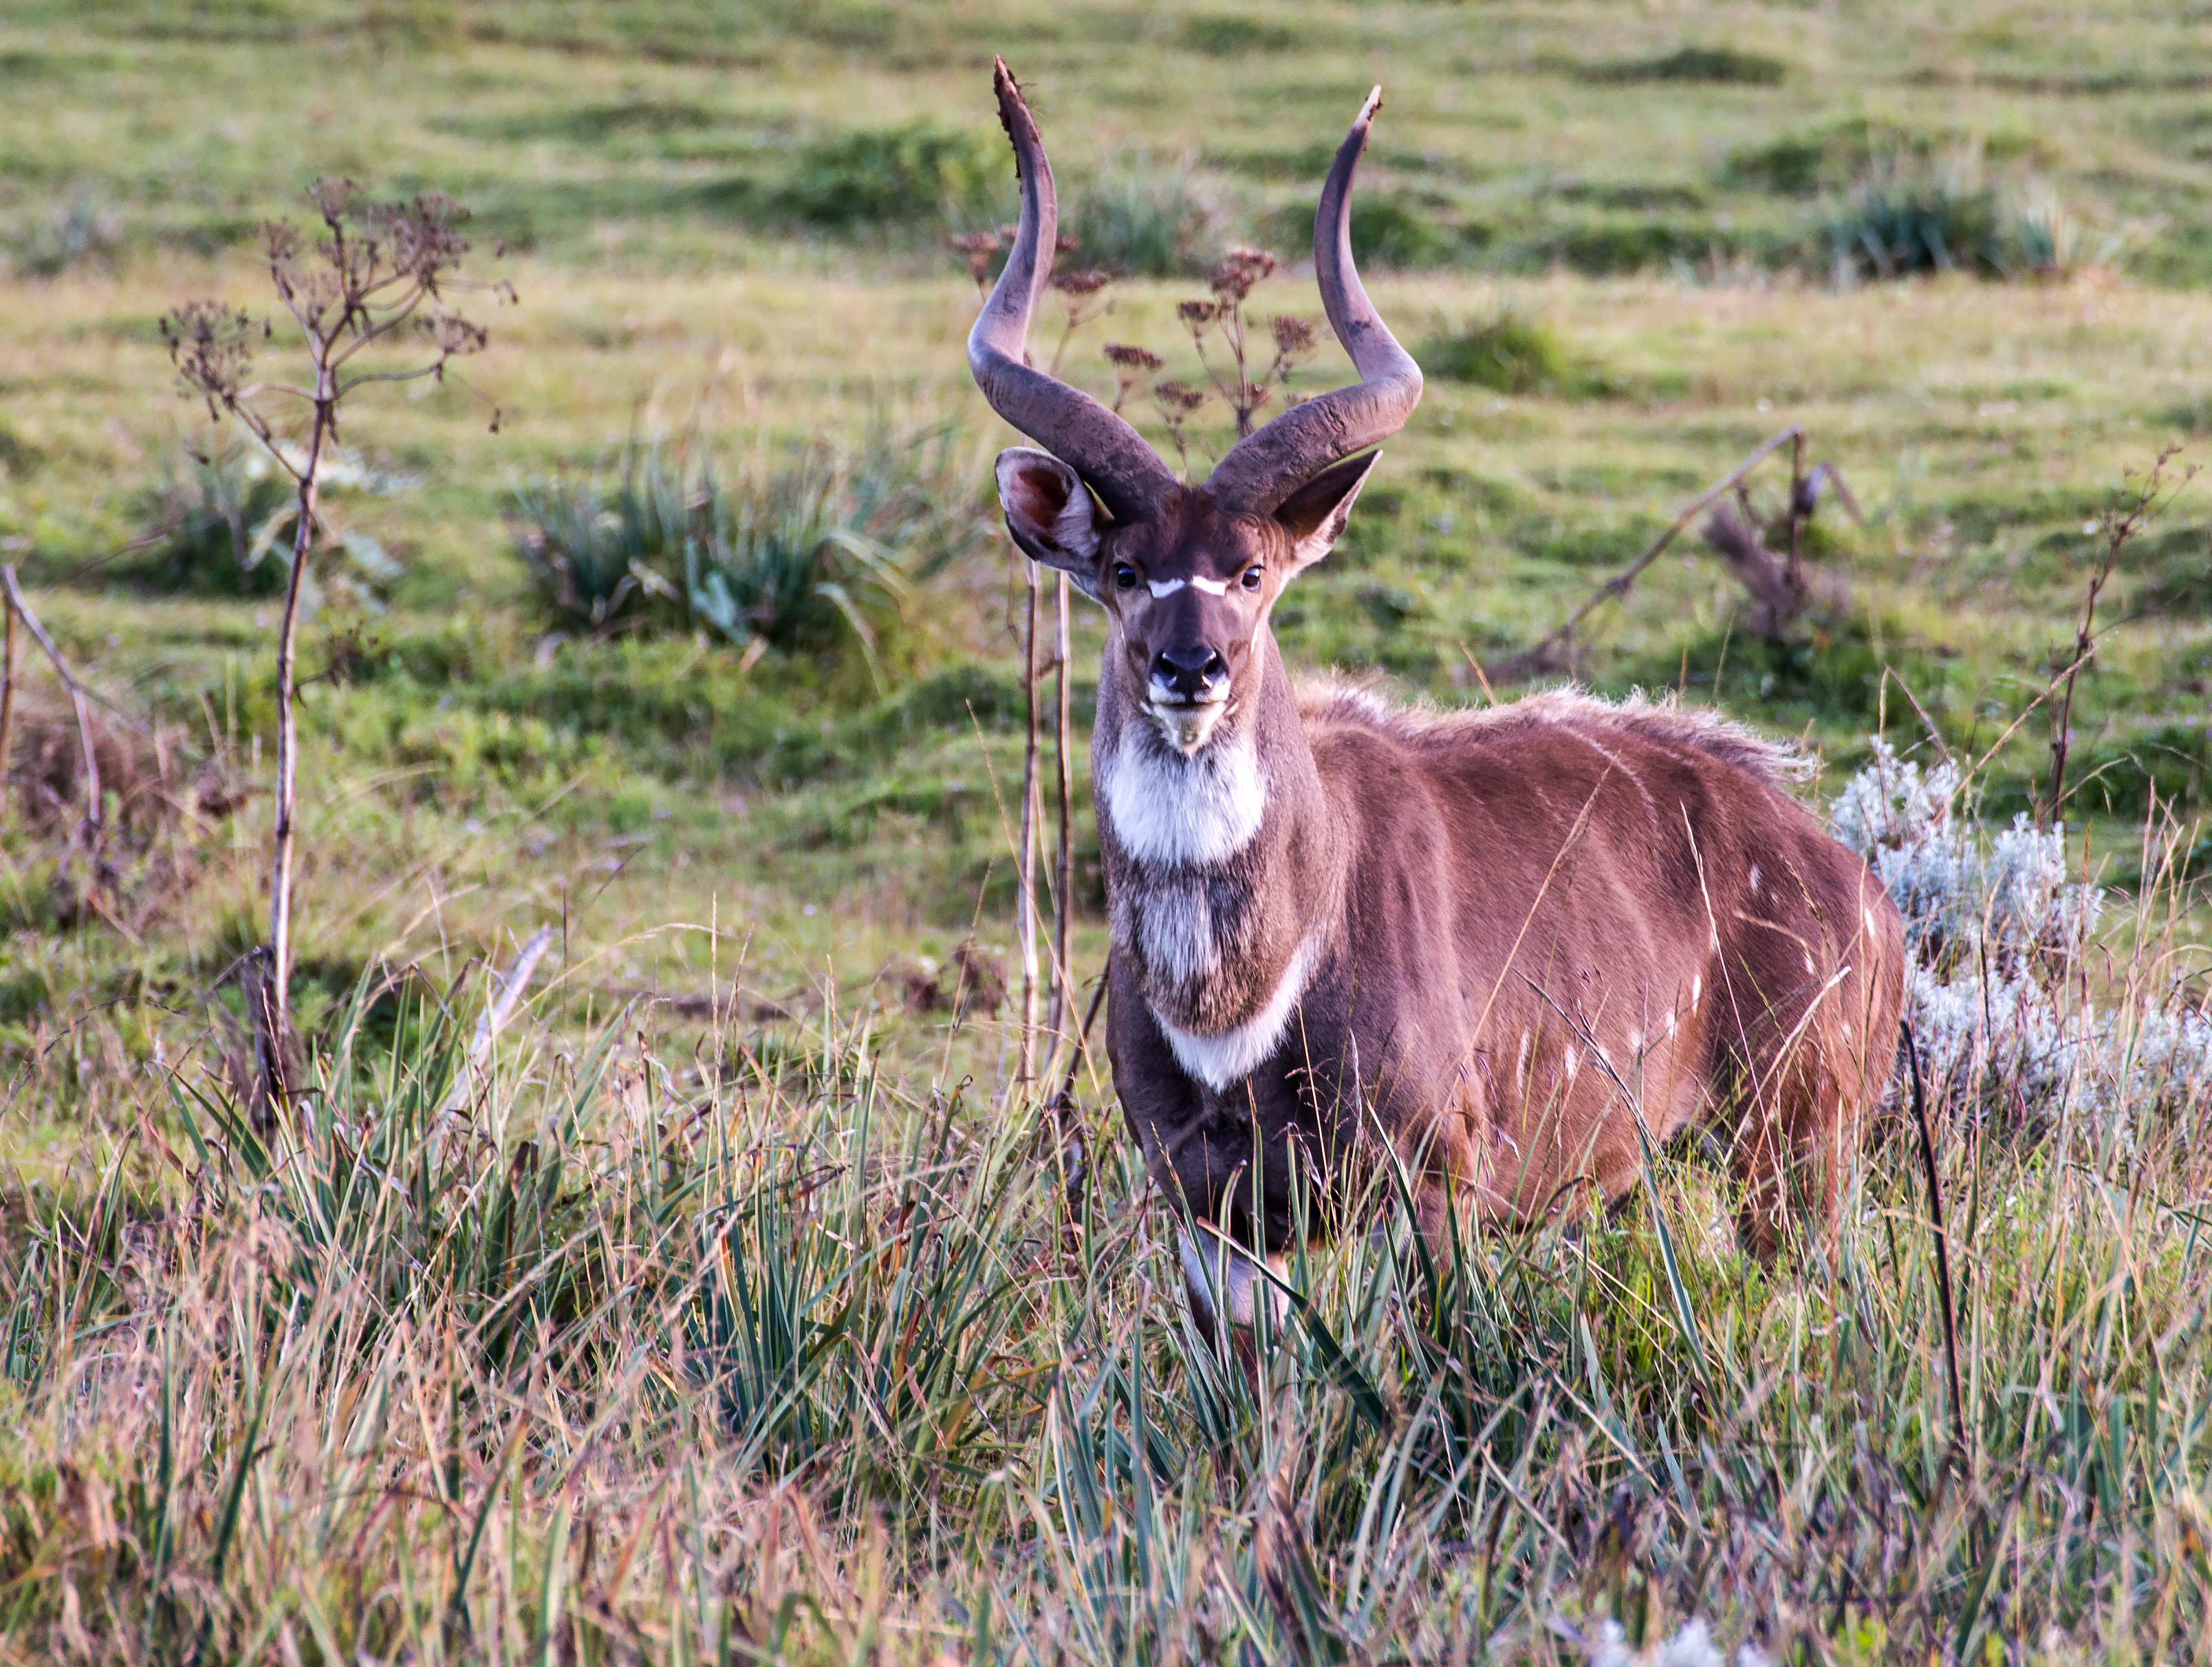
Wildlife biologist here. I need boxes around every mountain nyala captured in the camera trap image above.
[968,59,1907,1338]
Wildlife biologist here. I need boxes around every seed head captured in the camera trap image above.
[1152,380,1207,417]
[1269,314,1318,356]
[1103,342,1165,372]
[1208,246,1278,304]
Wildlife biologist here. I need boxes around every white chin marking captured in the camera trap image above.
[1100,717,1263,866]
[1156,930,1321,1091]
[1152,701,1228,755]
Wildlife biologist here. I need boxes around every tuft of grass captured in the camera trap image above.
[124,441,299,598]
[1583,44,1790,85]
[1823,153,2001,279]
[1419,307,1583,395]
[4,190,122,279]
[776,120,997,228]
[1268,193,1474,270]
[1066,160,1221,276]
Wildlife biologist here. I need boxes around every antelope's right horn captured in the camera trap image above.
[967,59,1178,525]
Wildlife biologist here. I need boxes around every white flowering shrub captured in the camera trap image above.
[1834,738,2211,1129]
[1581,1615,1770,1667]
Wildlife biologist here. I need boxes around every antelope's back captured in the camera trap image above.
[1302,681,1905,1115]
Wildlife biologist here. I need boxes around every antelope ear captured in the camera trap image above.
[1272,450,1380,577]
[996,447,1106,596]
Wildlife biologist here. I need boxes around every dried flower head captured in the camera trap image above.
[1208,246,1278,305]
[380,192,473,289]
[1050,269,1112,298]
[1177,299,1220,327]
[425,313,489,361]
[1152,380,1208,417]
[950,229,1003,286]
[160,301,258,416]
[1103,342,1165,373]
[1269,314,1318,357]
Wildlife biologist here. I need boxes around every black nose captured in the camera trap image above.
[1151,643,1226,700]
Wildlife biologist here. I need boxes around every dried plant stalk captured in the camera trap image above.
[163,181,500,1113]
[1047,571,1075,1055]
[0,590,17,818]
[1017,559,1042,1085]
[1,566,101,845]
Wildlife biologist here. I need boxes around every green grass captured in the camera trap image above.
[3,1,2212,1660]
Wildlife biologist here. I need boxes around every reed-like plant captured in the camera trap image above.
[511,433,988,686]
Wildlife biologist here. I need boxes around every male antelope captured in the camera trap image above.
[970,62,1906,1334]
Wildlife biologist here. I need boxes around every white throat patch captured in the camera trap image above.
[1156,928,1323,1091]
[1098,719,1265,869]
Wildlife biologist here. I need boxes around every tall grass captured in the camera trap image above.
[1065,160,1222,278]
[5,759,2212,1660]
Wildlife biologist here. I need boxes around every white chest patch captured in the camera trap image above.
[1099,723,1266,869]
[1155,928,1323,1091]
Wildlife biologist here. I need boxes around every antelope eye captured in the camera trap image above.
[1241,565,1264,592]
[1114,563,1138,591]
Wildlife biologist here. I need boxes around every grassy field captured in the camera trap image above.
[3,2,2212,1661]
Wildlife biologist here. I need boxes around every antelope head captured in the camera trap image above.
[971,62,1423,759]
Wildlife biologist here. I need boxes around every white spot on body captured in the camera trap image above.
[1516,1029,1530,1089]
[1563,1049,1580,1085]
[1691,974,1702,1010]
[1748,863,1761,896]
[1098,721,1265,867]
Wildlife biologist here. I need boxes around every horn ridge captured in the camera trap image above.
[967,58,1177,525]
[1200,85,1424,516]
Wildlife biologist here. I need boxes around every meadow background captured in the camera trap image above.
[1,1,2211,1661]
